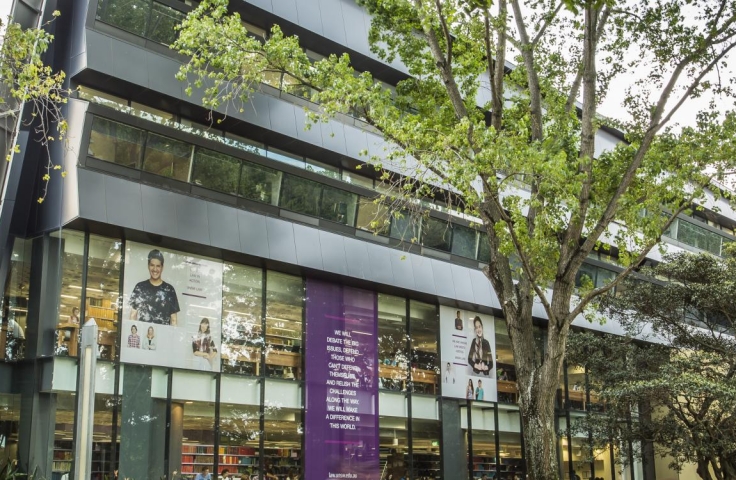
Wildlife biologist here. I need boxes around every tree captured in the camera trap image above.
[0,13,71,203]
[173,1,736,478]
[567,252,736,480]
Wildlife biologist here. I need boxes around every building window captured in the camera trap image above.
[239,162,282,206]
[265,272,303,380]
[96,0,185,45]
[409,301,438,395]
[356,198,390,235]
[1,238,31,362]
[85,235,122,361]
[88,117,145,169]
[218,401,262,477]
[279,175,321,218]
[378,294,407,391]
[422,217,452,252]
[451,224,478,258]
[191,147,241,195]
[221,264,263,376]
[319,185,358,225]
[54,231,86,357]
[141,133,193,182]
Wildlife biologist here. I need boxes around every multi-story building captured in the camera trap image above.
[2,1,734,479]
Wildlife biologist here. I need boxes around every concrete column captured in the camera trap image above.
[441,399,466,480]
[169,402,184,477]
[119,365,166,480]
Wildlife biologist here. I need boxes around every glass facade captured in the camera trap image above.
[0,230,634,480]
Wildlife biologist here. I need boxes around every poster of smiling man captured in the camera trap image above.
[439,306,497,402]
[121,242,223,372]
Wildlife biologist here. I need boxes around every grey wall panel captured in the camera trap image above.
[237,210,270,258]
[366,243,394,285]
[246,0,272,12]
[265,217,298,264]
[147,52,182,99]
[267,96,299,138]
[272,0,300,25]
[319,0,348,45]
[294,224,324,270]
[207,202,242,253]
[318,231,348,275]
[343,236,371,279]
[110,39,149,87]
[450,265,475,304]
[104,176,144,229]
[430,259,456,299]
[77,169,107,222]
[468,269,495,309]
[340,0,370,54]
[295,0,324,35]
[140,185,179,237]
[175,195,211,245]
[243,93,272,129]
[343,125,369,160]
[410,256,436,295]
[320,122,347,155]
[294,107,324,146]
[83,31,112,78]
[388,250,415,290]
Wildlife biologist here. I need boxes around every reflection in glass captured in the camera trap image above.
[412,419,441,479]
[86,235,122,361]
[379,415,408,479]
[0,394,21,471]
[452,224,479,258]
[2,238,31,361]
[180,401,216,477]
[88,117,145,169]
[142,133,192,182]
[265,272,303,380]
[239,162,282,205]
[390,213,421,243]
[191,148,241,195]
[320,186,357,225]
[147,2,185,45]
[54,231,85,357]
[495,319,518,404]
[219,402,261,477]
[279,175,321,217]
[409,301,438,395]
[263,406,302,479]
[221,264,263,375]
[478,233,491,263]
[356,198,390,235]
[96,0,150,37]
[378,295,407,391]
[422,217,452,252]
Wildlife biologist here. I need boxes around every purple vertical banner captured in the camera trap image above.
[305,279,379,480]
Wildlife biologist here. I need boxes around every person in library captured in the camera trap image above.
[192,318,217,370]
[143,326,157,350]
[129,249,180,326]
[194,466,212,480]
[220,469,231,479]
[467,316,493,375]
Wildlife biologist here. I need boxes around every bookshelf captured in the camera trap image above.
[472,456,525,479]
[181,445,300,478]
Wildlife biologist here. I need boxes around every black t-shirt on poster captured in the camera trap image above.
[130,280,180,325]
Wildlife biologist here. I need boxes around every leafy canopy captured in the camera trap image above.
[568,252,736,480]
